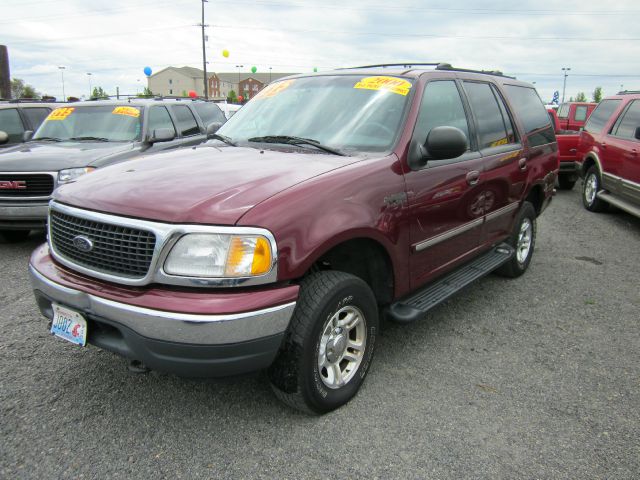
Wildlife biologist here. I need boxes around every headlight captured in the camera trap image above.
[58,167,95,184]
[164,233,273,278]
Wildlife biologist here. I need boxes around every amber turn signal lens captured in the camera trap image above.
[251,236,272,275]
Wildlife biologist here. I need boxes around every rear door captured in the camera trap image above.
[169,104,208,147]
[607,99,640,202]
[404,79,484,289]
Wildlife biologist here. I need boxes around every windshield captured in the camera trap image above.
[34,105,142,142]
[217,75,414,153]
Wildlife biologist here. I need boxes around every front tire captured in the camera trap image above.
[495,201,536,278]
[269,271,378,414]
[582,166,607,212]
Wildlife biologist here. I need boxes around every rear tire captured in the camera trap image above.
[495,202,536,278]
[582,166,608,212]
[268,271,378,414]
[557,175,576,190]
[0,230,30,243]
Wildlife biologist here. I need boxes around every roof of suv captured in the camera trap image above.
[281,63,533,88]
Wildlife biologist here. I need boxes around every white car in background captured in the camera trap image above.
[216,102,242,120]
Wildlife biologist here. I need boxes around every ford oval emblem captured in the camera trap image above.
[72,235,94,252]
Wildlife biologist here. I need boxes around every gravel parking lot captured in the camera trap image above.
[1,187,639,479]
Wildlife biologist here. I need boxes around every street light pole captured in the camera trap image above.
[269,67,272,83]
[58,66,66,101]
[561,67,571,103]
[236,64,243,98]
[87,72,92,98]
[200,0,209,99]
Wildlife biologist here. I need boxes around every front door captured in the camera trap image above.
[404,79,484,290]
[607,99,640,203]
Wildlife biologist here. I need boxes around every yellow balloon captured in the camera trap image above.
[222,49,229,58]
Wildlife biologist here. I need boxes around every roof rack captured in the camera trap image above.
[617,90,640,95]
[340,62,515,79]
[0,98,61,103]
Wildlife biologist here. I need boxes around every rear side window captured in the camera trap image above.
[170,105,200,136]
[464,81,515,149]
[22,107,51,131]
[611,100,640,140]
[148,106,176,135]
[193,103,226,125]
[584,99,621,133]
[0,108,25,143]
[574,105,589,122]
[414,80,470,146]
[557,104,569,118]
[503,85,555,147]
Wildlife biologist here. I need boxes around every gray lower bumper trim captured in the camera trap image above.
[0,203,49,220]
[29,266,296,345]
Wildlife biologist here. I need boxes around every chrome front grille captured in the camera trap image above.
[0,173,55,197]
[50,210,156,278]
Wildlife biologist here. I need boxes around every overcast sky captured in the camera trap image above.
[2,0,639,102]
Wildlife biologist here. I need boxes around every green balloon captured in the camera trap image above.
[251,66,257,74]
[313,67,318,72]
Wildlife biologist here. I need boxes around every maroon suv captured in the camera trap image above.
[578,91,640,217]
[29,64,558,413]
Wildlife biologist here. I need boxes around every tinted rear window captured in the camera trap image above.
[584,99,621,133]
[611,100,640,140]
[504,85,555,147]
[170,105,200,136]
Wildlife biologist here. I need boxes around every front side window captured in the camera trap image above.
[33,105,142,142]
[464,81,514,149]
[217,75,413,154]
[170,105,200,136]
[148,106,176,135]
[413,80,469,146]
[574,105,589,122]
[503,84,554,147]
[611,100,640,140]
[0,108,25,143]
[584,99,621,133]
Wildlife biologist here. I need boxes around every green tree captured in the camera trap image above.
[575,92,587,102]
[592,86,603,103]
[91,86,108,98]
[227,89,237,103]
[10,78,40,99]
[137,87,153,98]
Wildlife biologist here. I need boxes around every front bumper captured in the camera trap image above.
[29,246,299,377]
[0,202,49,229]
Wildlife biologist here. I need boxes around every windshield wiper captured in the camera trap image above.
[210,133,237,146]
[247,135,345,156]
[34,136,62,142]
[69,136,110,142]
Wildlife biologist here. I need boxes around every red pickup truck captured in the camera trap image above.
[548,108,581,189]
[29,64,558,413]
[556,102,597,131]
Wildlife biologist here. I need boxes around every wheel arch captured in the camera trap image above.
[580,152,602,178]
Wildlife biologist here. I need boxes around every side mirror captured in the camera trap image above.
[148,128,175,144]
[0,131,8,145]
[425,126,468,160]
[206,122,223,138]
[635,127,640,141]
[22,130,34,142]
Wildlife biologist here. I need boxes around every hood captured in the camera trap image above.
[0,141,135,171]
[55,144,362,225]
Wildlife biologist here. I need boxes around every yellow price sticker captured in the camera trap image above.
[112,106,140,118]
[46,107,75,121]
[254,79,295,100]
[354,76,412,96]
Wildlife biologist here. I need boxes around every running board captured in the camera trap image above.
[597,191,640,217]
[386,243,514,324]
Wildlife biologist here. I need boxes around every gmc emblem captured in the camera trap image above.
[0,180,27,190]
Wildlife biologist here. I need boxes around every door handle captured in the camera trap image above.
[466,171,480,185]
[600,142,607,149]
[518,157,527,171]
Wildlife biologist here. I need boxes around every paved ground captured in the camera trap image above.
[1,187,639,479]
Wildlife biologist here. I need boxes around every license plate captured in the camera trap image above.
[51,304,87,347]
